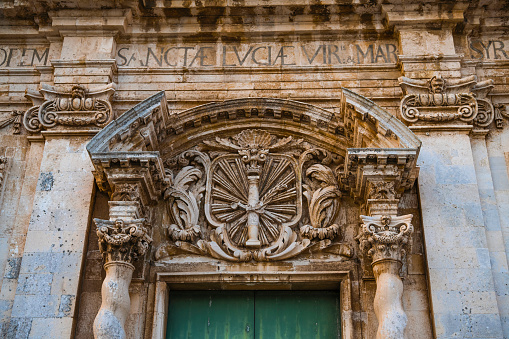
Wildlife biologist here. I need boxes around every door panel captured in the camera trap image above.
[167,290,254,339]
[254,291,341,339]
[166,290,341,339]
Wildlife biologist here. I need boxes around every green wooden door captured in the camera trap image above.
[254,291,341,339]
[167,290,341,339]
[167,291,255,339]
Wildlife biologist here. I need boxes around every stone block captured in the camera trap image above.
[4,257,21,280]
[16,273,52,295]
[12,295,60,318]
[429,268,495,292]
[489,156,509,191]
[24,230,85,253]
[57,294,75,317]
[0,317,32,339]
[29,317,73,339]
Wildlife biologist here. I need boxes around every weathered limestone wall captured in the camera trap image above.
[0,1,508,338]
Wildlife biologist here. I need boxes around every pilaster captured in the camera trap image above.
[398,75,505,338]
[382,1,468,79]
[47,9,131,86]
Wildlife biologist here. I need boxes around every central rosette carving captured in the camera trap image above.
[157,129,346,262]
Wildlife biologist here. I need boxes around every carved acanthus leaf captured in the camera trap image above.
[163,150,209,242]
[95,218,152,264]
[357,215,413,263]
[301,164,341,240]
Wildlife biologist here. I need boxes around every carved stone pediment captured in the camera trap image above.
[23,83,115,133]
[87,91,421,263]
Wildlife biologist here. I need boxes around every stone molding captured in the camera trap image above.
[399,75,508,130]
[23,83,115,134]
[344,148,419,216]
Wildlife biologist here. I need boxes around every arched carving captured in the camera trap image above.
[87,90,421,338]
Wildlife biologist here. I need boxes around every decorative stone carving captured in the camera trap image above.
[300,164,341,240]
[0,156,7,191]
[398,75,503,128]
[358,215,413,263]
[93,184,152,339]
[155,129,346,262]
[494,104,509,129]
[399,75,478,124]
[24,83,115,133]
[357,214,414,339]
[0,110,22,134]
[94,218,152,264]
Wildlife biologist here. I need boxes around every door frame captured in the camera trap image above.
[150,271,354,339]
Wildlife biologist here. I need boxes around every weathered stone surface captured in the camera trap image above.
[1,1,509,338]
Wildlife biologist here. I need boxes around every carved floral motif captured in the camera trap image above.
[156,129,345,262]
[357,214,413,263]
[95,218,152,264]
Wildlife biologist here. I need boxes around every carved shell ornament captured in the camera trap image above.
[156,129,349,262]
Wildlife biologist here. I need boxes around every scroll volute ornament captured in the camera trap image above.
[24,83,115,133]
[399,75,478,124]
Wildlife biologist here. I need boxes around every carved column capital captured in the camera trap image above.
[95,218,152,265]
[358,214,414,264]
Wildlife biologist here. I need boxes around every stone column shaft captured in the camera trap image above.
[358,214,414,339]
[93,199,151,339]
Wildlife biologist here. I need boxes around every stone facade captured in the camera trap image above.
[0,1,508,338]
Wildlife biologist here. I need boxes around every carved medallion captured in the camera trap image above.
[156,129,348,262]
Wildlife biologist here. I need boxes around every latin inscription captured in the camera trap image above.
[469,39,509,60]
[0,47,50,68]
[116,42,399,68]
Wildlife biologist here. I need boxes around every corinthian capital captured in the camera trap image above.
[358,214,413,264]
[95,218,152,264]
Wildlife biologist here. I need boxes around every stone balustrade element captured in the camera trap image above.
[358,214,414,339]
[93,201,152,339]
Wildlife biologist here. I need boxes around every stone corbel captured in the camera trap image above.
[93,181,153,339]
[23,83,115,134]
[343,148,419,214]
